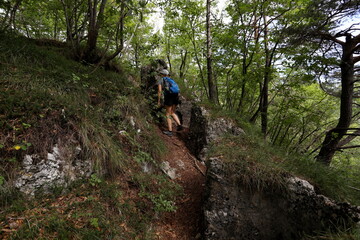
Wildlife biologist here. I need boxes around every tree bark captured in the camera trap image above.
[316,34,358,165]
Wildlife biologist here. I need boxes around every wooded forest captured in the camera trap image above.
[1,0,359,165]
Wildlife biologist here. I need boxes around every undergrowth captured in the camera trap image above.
[0,178,171,239]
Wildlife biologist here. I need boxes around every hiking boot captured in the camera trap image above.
[176,125,184,131]
[163,130,173,136]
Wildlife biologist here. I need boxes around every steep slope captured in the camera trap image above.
[1,32,206,239]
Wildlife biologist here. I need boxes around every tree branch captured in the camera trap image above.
[338,129,360,147]
[353,33,360,43]
[353,55,360,63]
[321,32,345,45]
[337,145,360,150]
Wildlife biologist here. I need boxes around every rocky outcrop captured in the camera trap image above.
[186,105,360,239]
[14,144,92,196]
[186,105,244,160]
[204,157,360,240]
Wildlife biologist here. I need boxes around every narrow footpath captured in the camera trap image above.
[154,127,206,240]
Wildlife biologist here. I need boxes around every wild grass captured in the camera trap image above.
[209,134,289,194]
[302,225,360,240]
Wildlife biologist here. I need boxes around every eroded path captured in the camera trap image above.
[154,127,206,240]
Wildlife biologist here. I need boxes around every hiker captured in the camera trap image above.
[157,69,183,136]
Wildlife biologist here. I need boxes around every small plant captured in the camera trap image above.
[89,174,102,187]
[147,193,177,212]
[13,141,32,151]
[89,218,99,228]
[134,150,155,164]
[135,174,182,213]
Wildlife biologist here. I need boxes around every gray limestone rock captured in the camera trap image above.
[204,157,360,240]
[14,145,92,196]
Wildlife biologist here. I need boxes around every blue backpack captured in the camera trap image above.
[163,77,180,94]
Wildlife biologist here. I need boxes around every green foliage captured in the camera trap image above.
[134,174,182,213]
[89,174,102,187]
[302,225,360,240]
[210,134,289,192]
[0,31,166,177]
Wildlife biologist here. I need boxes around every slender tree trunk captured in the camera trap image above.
[104,0,126,63]
[165,30,172,72]
[261,40,270,135]
[60,0,74,43]
[179,49,188,79]
[237,56,248,113]
[8,0,22,30]
[188,26,208,99]
[206,0,218,104]
[53,11,58,39]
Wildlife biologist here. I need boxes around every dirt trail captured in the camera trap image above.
[154,127,206,240]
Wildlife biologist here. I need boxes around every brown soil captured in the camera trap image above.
[154,127,206,240]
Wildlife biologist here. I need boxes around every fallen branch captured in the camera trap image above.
[187,152,206,176]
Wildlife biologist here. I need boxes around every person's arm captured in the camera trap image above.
[157,84,162,106]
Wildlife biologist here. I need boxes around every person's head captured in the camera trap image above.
[159,69,169,77]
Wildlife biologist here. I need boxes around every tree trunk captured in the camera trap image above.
[260,15,270,136]
[316,35,356,165]
[104,0,126,64]
[179,49,188,79]
[237,56,248,113]
[11,0,21,30]
[189,25,208,99]
[85,0,107,62]
[206,0,218,104]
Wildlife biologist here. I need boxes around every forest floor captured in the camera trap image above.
[153,127,206,240]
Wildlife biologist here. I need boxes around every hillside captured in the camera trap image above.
[1,32,360,240]
[0,32,206,239]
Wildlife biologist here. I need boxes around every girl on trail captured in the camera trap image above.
[157,69,183,136]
